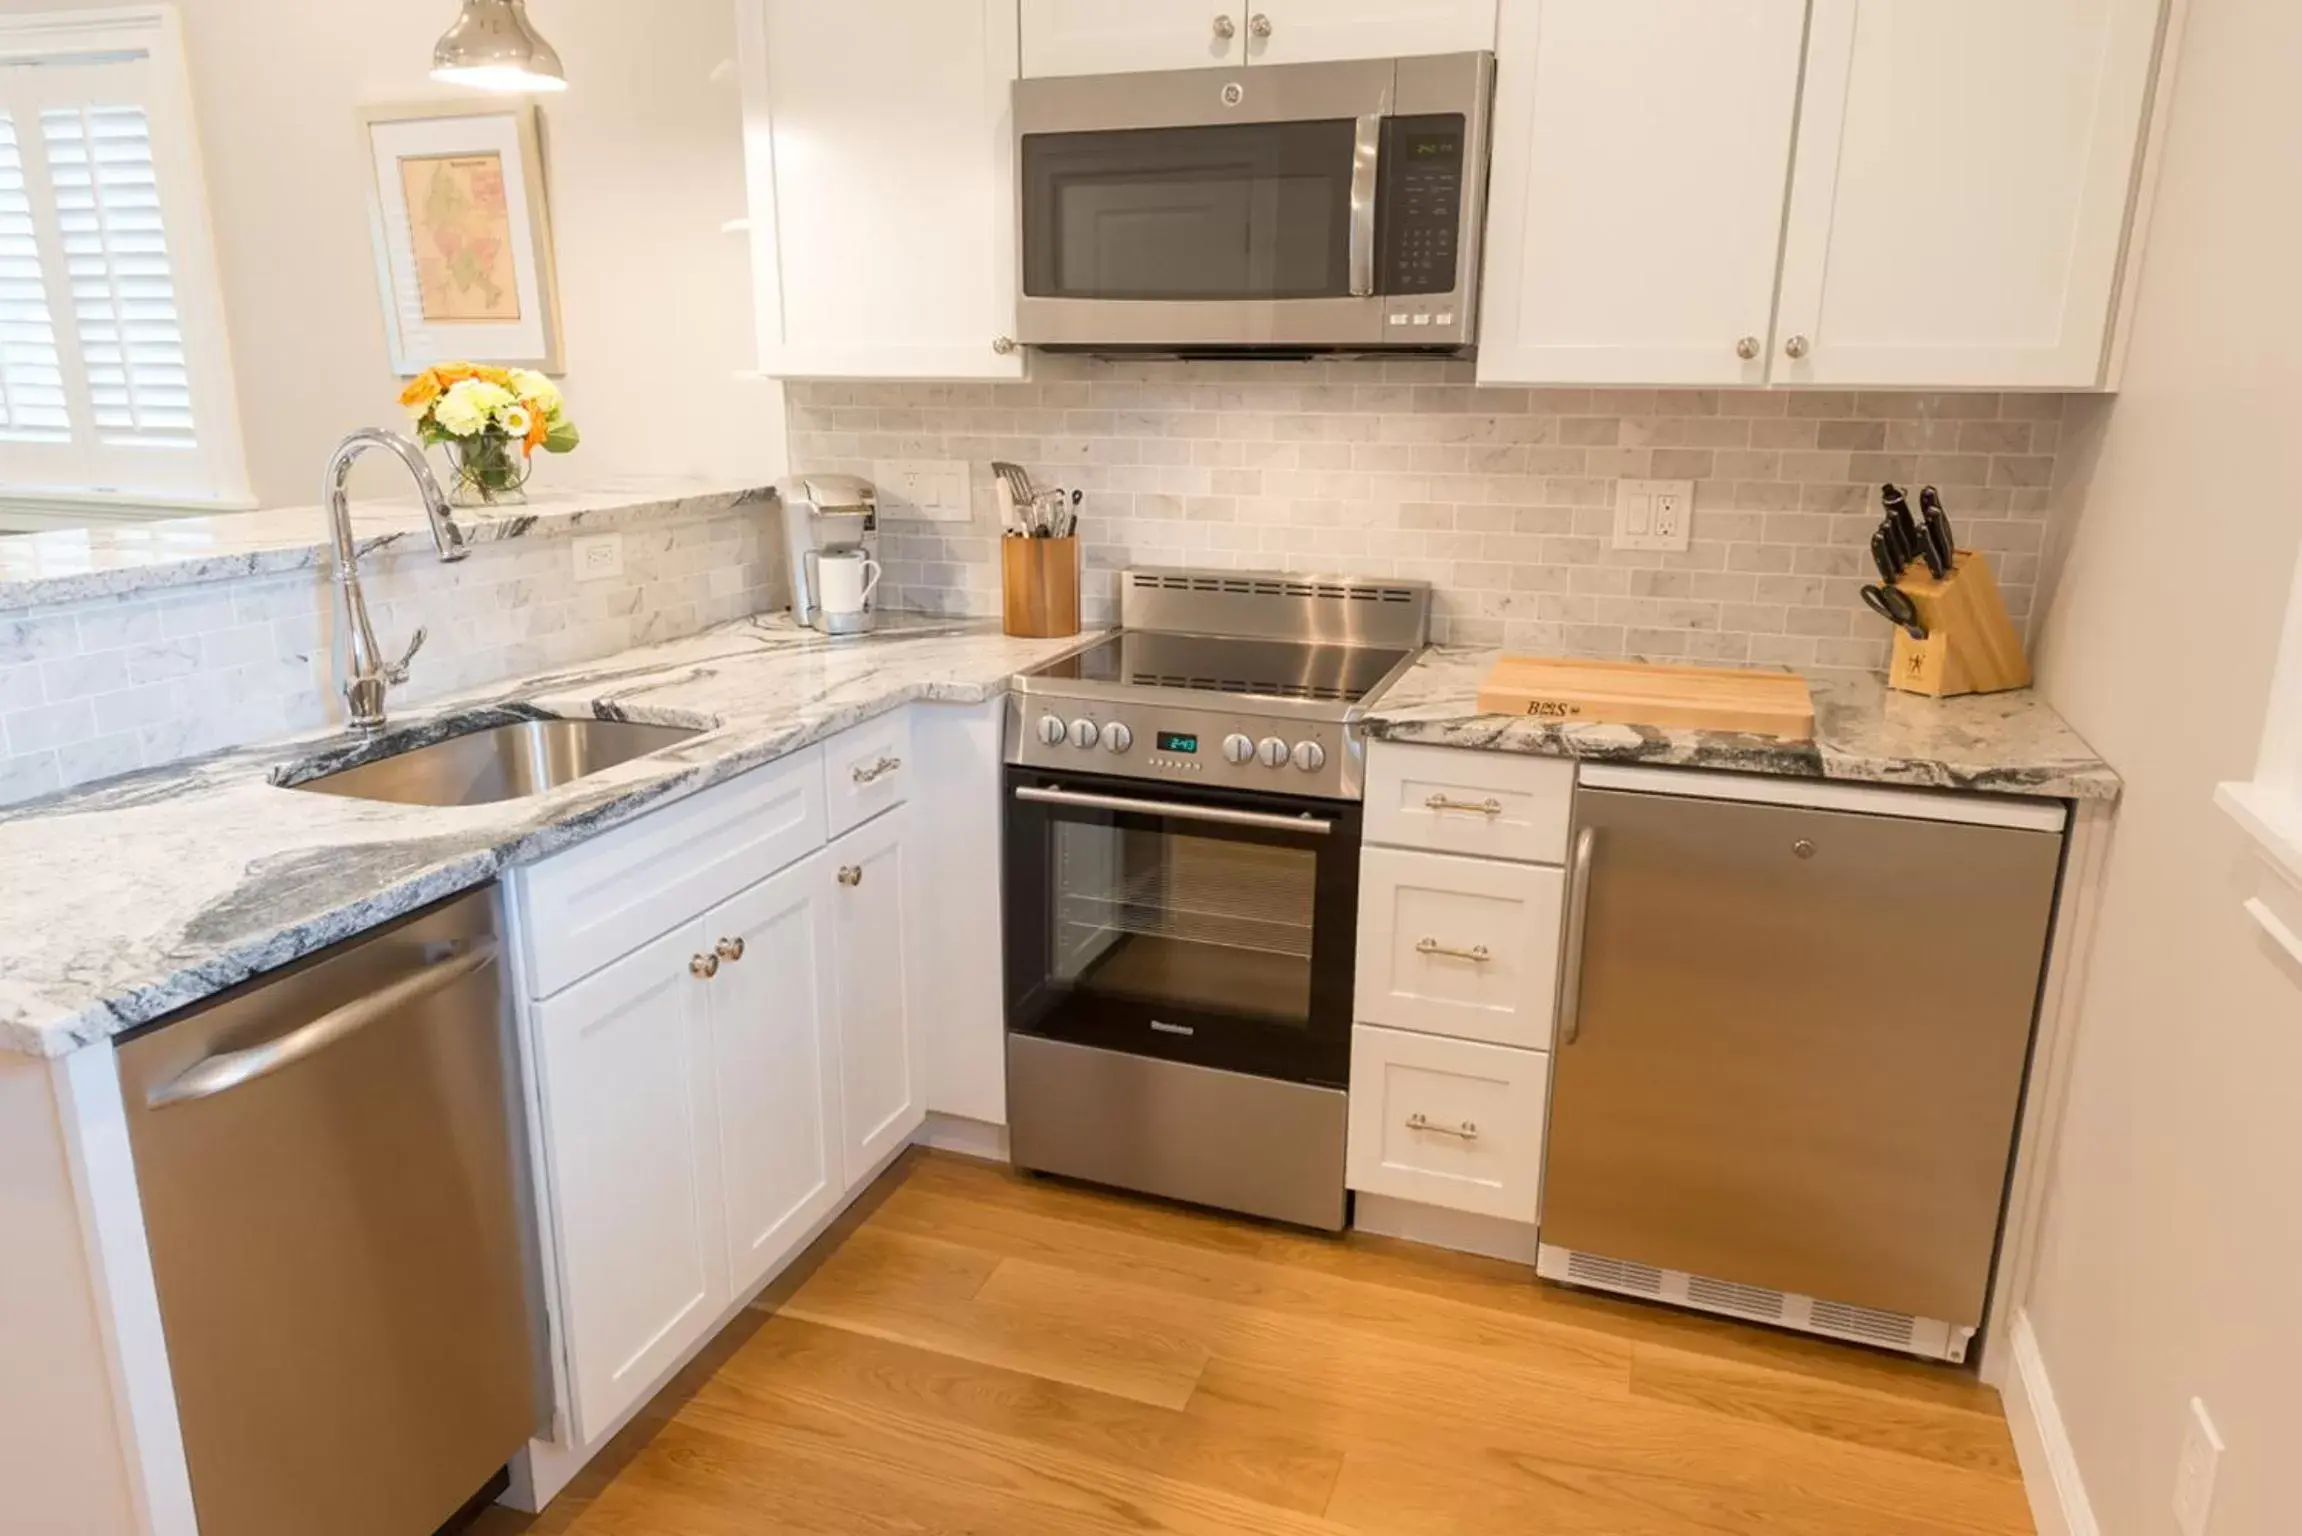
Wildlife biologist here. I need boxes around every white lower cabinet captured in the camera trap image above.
[827,803,926,1183]
[1356,844,1564,1050]
[1347,1024,1549,1223]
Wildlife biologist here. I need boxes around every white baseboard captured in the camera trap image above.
[2001,1308,2099,1536]
[1351,1193,1539,1266]
[914,1112,1009,1162]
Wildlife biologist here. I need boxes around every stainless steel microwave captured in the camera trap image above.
[1013,52,1493,354]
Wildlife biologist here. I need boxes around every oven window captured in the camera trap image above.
[1051,818,1316,1028]
[1021,121,1355,301]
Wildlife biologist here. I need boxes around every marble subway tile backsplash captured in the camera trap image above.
[787,356,2063,674]
[0,507,776,806]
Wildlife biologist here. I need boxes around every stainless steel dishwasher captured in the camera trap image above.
[1537,766,2065,1364]
[117,886,539,1536]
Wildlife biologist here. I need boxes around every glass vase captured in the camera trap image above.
[443,432,531,508]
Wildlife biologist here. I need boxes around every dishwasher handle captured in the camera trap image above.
[1556,826,1597,1046]
[146,938,500,1109]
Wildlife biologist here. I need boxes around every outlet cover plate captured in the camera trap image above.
[872,458,971,523]
[571,534,624,583]
[1613,479,1694,552]
[2173,1397,2223,1536]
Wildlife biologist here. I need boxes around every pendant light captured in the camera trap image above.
[431,0,567,93]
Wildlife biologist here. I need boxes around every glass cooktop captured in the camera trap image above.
[1025,632,1413,705]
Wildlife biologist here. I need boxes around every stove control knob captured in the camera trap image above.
[1292,740,1326,772]
[1070,718,1100,750]
[1036,714,1067,747]
[1222,733,1255,765]
[1257,736,1289,768]
[1100,721,1133,753]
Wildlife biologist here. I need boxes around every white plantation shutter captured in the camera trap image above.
[0,8,247,506]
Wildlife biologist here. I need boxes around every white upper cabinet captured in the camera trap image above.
[738,0,1025,378]
[1245,0,1498,65]
[1773,0,2166,388]
[1021,0,1243,75]
[1478,0,1808,386]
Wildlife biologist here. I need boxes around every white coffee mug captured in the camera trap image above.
[816,548,882,614]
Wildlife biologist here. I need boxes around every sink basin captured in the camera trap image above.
[285,719,702,808]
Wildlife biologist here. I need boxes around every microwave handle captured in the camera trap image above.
[1348,114,1381,298]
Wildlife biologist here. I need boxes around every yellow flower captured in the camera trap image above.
[434,377,513,436]
[508,368,561,415]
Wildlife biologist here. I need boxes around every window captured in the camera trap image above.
[0,7,247,509]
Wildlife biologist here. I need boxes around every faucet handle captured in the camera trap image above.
[384,626,427,685]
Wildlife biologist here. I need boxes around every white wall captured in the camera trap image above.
[28,0,785,504]
[2026,1,2302,1531]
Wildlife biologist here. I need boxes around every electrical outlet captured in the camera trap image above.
[2173,1398,2223,1536]
[571,533,623,583]
[871,458,972,523]
[1613,479,1694,552]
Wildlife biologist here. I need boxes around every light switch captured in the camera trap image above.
[1612,480,1693,552]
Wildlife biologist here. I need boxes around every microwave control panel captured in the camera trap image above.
[1378,114,1468,299]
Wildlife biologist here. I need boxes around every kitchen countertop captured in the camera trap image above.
[1362,646,2120,803]
[0,614,1092,1059]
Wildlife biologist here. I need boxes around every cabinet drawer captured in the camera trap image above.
[1364,741,1575,863]
[517,747,827,998]
[825,708,913,840]
[1347,1024,1547,1222]
[1356,846,1564,1049]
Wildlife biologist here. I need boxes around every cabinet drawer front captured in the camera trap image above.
[825,708,914,840]
[1365,741,1575,863]
[518,747,828,999]
[1356,846,1564,1049]
[1347,1024,1547,1222]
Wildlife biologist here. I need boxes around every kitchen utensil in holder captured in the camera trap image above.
[1002,535,1080,638]
[1886,550,2030,698]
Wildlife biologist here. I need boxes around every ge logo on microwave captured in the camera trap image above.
[1220,81,1244,107]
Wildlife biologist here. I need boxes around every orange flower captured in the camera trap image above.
[523,409,549,455]
[398,371,445,410]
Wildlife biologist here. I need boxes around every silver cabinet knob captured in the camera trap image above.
[837,865,863,888]
[716,936,746,963]
[1292,740,1326,772]
[1069,718,1099,750]
[1212,13,1236,38]
[689,953,719,979]
[1222,732,1255,765]
[991,335,1017,355]
[1256,736,1288,768]
[1248,12,1272,38]
[1735,336,1760,360]
[1100,721,1132,753]
[1037,713,1067,747]
[1784,334,1811,360]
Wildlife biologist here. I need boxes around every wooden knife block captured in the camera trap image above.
[1887,550,2030,698]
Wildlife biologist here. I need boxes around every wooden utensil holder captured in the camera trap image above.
[1001,537,1080,638]
[1886,550,2030,698]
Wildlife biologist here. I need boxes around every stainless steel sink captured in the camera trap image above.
[285,719,702,808]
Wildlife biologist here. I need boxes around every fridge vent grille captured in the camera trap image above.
[1129,572,1419,605]
[1564,1251,1665,1296]
[1686,1276,1789,1322]
[1808,1300,1920,1348]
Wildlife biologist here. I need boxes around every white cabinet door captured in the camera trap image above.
[704,852,843,1296]
[1773,0,2165,388]
[1251,0,1497,66]
[532,922,727,1445]
[1356,845,1565,1049]
[913,699,1009,1125]
[1021,0,1243,76]
[1347,1024,1549,1221]
[827,803,925,1183]
[739,0,1026,379]
[1477,0,1808,386]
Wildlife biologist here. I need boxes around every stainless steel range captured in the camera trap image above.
[1002,568,1429,1230]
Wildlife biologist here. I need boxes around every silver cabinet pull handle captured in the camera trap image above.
[1014,783,1332,836]
[1212,13,1236,38]
[715,937,745,963]
[1557,825,1598,1045]
[992,335,1017,355]
[1784,334,1811,359]
[1735,335,1761,360]
[851,755,902,786]
[1425,793,1502,818]
[838,864,863,887]
[1407,1112,1478,1140]
[1416,938,1492,963]
[690,953,720,979]
[1347,113,1381,298]
[1249,12,1272,37]
[147,939,499,1109]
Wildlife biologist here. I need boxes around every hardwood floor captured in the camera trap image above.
[467,1150,2035,1536]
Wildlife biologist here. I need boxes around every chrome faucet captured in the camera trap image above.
[323,429,469,733]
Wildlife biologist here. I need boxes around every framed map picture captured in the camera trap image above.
[360,101,563,375]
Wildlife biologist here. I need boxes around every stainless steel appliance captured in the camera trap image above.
[1004,568,1428,1229]
[1538,767,2066,1362]
[116,887,539,1536]
[777,473,884,635]
[1014,52,1493,353]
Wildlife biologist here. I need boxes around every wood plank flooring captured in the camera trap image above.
[467,1150,2034,1536]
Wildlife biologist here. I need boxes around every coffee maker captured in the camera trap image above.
[776,474,882,635]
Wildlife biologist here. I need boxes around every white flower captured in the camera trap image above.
[508,368,561,414]
[434,378,514,437]
[499,404,532,438]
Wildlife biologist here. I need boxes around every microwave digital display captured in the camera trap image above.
[1156,731,1200,754]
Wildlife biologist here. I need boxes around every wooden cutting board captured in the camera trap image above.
[1475,655,1815,741]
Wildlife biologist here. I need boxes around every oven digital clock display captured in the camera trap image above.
[1156,731,1200,754]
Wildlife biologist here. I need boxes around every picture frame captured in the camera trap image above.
[358,100,564,376]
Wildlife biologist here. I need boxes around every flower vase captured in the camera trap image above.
[444,432,531,508]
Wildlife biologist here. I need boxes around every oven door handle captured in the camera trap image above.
[1014,784,1333,837]
[1348,113,1381,299]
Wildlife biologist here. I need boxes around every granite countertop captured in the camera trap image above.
[0,478,774,611]
[1363,647,2120,803]
[0,614,1092,1058]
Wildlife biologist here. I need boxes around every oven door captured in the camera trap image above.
[1004,766,1360,1088]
